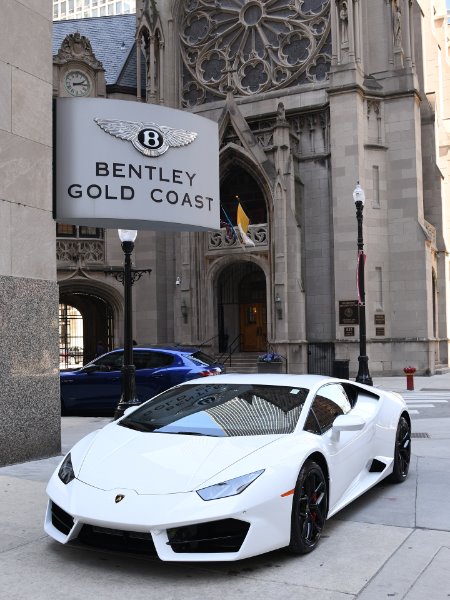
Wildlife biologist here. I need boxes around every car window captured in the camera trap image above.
[303,409,322,435]
[304,383,352,434]
[120,383,310,436]
[134,351,174,370]
[189,351,215,365]
[93,351,123,370]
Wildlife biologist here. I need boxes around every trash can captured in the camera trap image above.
[332,359,350,379]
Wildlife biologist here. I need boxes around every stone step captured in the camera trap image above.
[218,352,261,374]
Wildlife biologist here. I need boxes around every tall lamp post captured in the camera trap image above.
[353,183,373,386]
[114,229,139,420]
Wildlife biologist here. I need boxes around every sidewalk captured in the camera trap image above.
[0,376,449,599]
[373,369,450,392]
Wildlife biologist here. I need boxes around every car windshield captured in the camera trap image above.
[119,383,309,437]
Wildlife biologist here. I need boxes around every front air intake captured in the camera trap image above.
[167,518,250,553]
[78,525,157,555]
[51,501,74,535]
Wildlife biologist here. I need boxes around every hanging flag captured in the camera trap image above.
[356,250,366,304]
[220,206,238,242]
[220,220,235,241]
[236,203,255,247]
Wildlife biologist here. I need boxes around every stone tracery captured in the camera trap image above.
[180,0,331,106]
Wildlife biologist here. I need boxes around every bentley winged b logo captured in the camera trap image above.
[94,118,198,157]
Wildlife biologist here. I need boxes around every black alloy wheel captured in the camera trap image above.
[389,415,411,483]
[288,460,327,554]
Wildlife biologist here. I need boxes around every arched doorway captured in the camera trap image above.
[217,261,267,352]
[59,291,115,367]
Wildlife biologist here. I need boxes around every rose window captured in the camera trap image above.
[181,0,331,106]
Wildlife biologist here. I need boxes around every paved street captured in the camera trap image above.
[402,391,449,416]
[373,373,450,418]
[1,374,450,599]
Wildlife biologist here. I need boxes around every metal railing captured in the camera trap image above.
[216,334,243,368]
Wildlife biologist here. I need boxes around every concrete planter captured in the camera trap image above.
[257,361,283,374]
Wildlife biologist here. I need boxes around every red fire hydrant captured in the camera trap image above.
[403,366,416,391]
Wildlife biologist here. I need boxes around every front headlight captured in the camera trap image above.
[196,469,264,501]
[58,453,75,485]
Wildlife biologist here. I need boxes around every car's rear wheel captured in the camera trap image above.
[288,459,327,554]
[389,415,411,483]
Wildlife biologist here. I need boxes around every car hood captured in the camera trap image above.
[77,424,281,494]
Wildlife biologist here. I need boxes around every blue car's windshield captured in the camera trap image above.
[119,383,309,436]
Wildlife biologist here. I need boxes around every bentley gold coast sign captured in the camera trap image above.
[54,98,220,231]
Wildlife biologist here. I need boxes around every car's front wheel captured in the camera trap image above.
[288,459,327,554]
[389,415,411,483]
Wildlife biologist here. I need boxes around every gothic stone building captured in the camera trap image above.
[53,0,450,378]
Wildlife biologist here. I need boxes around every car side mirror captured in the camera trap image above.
[82,364,98,373]
[331,415,365,443]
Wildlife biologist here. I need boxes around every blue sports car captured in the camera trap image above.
[60,346,224,415]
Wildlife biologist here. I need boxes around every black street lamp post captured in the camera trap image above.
[113,229,149,420]
[353,183,373,386]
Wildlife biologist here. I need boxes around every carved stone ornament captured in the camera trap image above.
[181,0,331,106]
[54,32,103,69]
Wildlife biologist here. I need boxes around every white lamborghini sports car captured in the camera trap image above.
[45,374,411,562]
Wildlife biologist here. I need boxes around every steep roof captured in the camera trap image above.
[53,14,136,86]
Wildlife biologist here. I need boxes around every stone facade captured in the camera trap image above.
[52,1,450,378]
[1,2,60,465]
[159,0,450,376]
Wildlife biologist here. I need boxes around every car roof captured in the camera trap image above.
[110,346,205,356]
[177,373,334,386]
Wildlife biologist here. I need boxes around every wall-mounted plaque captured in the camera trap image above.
[374,314,385,325]
[344,327,355,337]
[376,327,385,336]
[339,300,359,325]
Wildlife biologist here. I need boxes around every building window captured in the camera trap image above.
[56,223,77,237]
[372,165,380,208]
[375,266,383,308]
[79,226,103,238]
[56,223,104,239]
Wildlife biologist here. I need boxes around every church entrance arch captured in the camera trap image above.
[59,291,114,367]
[217,261,267,352]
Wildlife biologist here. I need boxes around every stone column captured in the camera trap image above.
[158,39,165,105]
[147,35,156,103]
[136,34,141,101]
[331,0,339,65]
[404,0,412,68]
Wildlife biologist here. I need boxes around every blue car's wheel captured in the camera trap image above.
[288,460,327,554]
